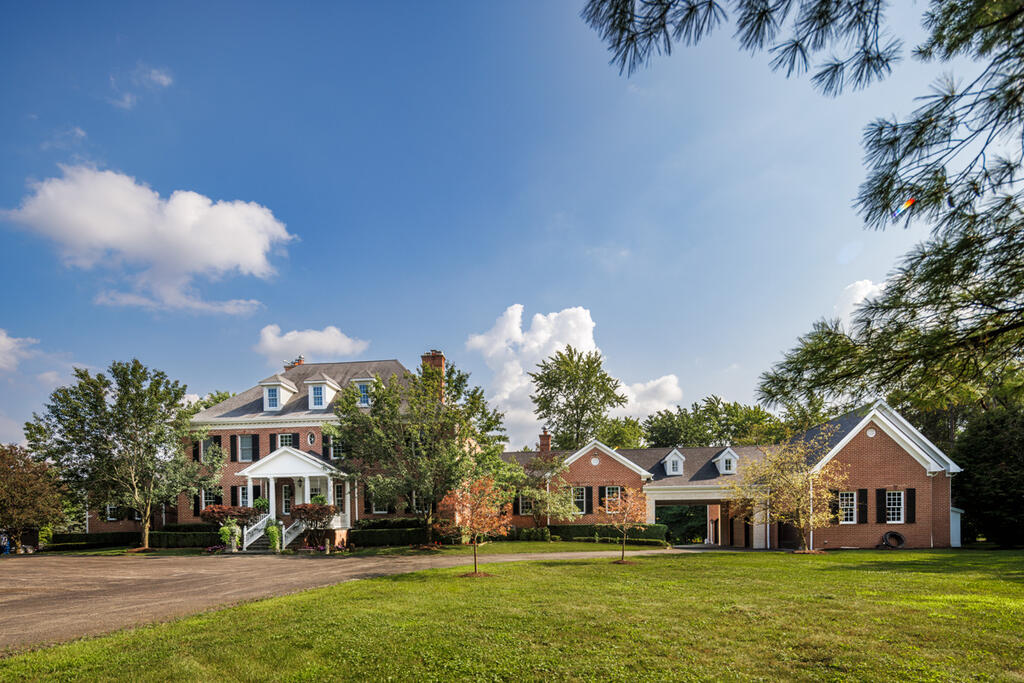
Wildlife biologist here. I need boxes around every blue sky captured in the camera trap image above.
[1,2,945,445]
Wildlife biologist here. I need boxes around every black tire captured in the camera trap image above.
[883,531,905,548]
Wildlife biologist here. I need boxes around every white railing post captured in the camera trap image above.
[242,512,271,550]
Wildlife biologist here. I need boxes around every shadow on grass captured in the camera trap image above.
[820,550,1024,583]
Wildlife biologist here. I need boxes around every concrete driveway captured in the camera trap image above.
[0,548,686,654]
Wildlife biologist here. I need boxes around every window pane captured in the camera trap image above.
[358,383,370,405]
[335,484,346,513]
[839,492,856,523]
[886,491,903,523]
[279,433,292,447]
[573,487,586,513]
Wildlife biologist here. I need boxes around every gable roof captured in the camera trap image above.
[236,446,343,477]
[192,359,408,423]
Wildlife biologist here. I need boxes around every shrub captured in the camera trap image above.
[518,527,551,542]
[254,497,270,513]
[570,536,669,547]
[548,523,668,541]
[162,523,218,533]
[200,505,259,526]
[51,531,140,547]
[348,527,427,547]
[149,531,221,548]
[310,494,327,505]
[354,517,425,530]
[265,523,281,552]
[551,535,561,542]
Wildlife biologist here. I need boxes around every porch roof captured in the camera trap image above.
[236,446,345,478]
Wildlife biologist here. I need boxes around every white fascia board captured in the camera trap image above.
[811,408,943,474]
[661,448,685,463]
[563,439,654,479]
[875,401,962,473]
[711,447,739,464]
[303,376,341,391]
[236,446,343,477]
[192,417,337,429]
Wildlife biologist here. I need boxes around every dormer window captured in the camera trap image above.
[358,383,370,407]
[304,374,339,410]
[260,374,296,412]
[266,387,279,409]
[670,459,680,474]
[662,449,685,476]
[713,447,739,475]
[312,385,324,408]
[723,458,733,472]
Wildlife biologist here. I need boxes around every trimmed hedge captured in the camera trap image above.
[50,531,140,547]
[41,542,120,552]
[354,518,425,530]
[348,527,427,547]
[149,531,221,548]
[548,523,668,541]
[162,523,218,533]
[571,536,669,547]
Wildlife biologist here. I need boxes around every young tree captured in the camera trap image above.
[595,416,644,448]
[330,359,506,542]
[515,448,578,528]
[530,346,627,450]
[726,428,848,551]
[596,486,649,562]
[25,360,224,549]
[436,477,513,576]
[290,503,338,548]
[0,444,65,551]
[585,1,1024,410]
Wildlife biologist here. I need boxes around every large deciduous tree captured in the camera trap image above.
[726,428,848,551]
[330,359,508,542]
[595,416,645,448]
[530,346,627,450]
[0,444,65,551]
[642,395,815,448]
[585,1,1024,410]
[25,360,224,549]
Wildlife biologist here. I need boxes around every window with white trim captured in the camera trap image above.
[372,499,389,514]
[312,385,324,408]
[839,491,856,524]
[282,484,292,515]
[357,383,370,407]
[310,484,322,499]
[670,459,680,474]
[886,490,904,523]
[331,439,344,459]
[519,495,534,515]
[239,435,254,462]
[105,504,117,521]
[203,490,218,509]
[278,433,293,447]
[240,487,249,507]
[266,387,279,409]
[572,486,586,514]
[200,438,215,462]
[335,483,346,513]
[411,492,427,514]
[723,458,733,472]
[605,486,622,508]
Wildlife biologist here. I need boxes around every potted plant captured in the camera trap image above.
[254,497,270,514]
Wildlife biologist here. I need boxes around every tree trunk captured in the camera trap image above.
[473,538,478,574]
[425,512,434,543]
[621,531,626,561]
[141,502,152,549]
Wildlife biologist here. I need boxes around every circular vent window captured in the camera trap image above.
[307,432,316,446]
[866,428,877,438]
[590,456,600,466]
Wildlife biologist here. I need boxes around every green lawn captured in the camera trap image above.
[3,551,1021,681]
[344,540,665,556]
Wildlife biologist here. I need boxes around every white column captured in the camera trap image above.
[345,479,352,527]
[246,478,254,510]
[350,480,357,522]
[326,476,334,505]
[268,476,277,519]
[645,495,657,524]
[303,475,311,503]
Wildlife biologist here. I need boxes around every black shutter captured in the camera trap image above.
[876,489,886,524]
[253,485,261,500]
[230,486,238,506]
[292,433,300,449]
[857,489,868,524]
[322,434,330,459]
[252,434,260,461]
[598,486,607,509]
[193,495,200,515]
[512,494,520,516]
[828,489,839,523]
[585,486,593,514]
[192,441,199,462]
[906,488,916,523]
[230,435,238,461]
[214,491,223,505]
[270,433,277,451]
[364,486,372,514]
[212,435,221,450]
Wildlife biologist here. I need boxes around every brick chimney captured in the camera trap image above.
[539,427,551,454]
[284,354,305,371]
[421,349,445,374]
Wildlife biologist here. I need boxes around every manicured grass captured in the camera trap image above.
[344,540,664,556]
[2,550,1021,680]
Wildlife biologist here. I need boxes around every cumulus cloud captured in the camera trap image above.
[255,324,369,365]
[0,329,39,373]
[4,165,294,314]
[466,305,682,447]
[835,279,886,331]
[136,66,173,88]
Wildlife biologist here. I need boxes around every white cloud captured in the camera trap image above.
[36,370,61,386]
[136,66,173,88]
[0,411,25,445]
[4,165,294,314]
[255,324,369,365]
[835,279,885,331]
[41,126,87,151]
[466,305,682,446]
[109,92,137,110]
[0,330,38,373]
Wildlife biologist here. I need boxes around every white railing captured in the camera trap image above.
[283,520,306,548]
[330,513,350,529]
[243,513,271,550]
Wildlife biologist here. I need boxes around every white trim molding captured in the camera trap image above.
[563,439,654,480]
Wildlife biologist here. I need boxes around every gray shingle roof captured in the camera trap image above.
[792,404,872,464]
[192,359,409,422]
